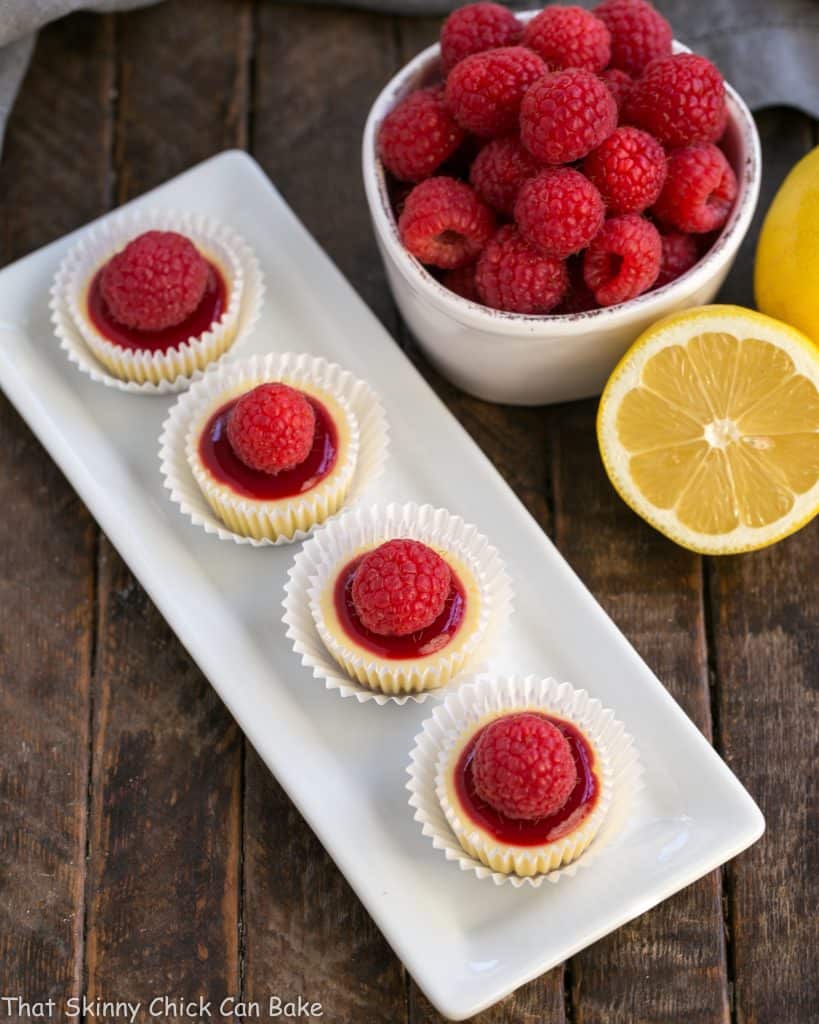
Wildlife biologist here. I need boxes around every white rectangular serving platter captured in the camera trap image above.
[0,151,763,1021]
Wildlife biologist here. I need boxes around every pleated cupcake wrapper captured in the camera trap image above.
[283,502,514,705]
[159,352,388,545]
[50,208,263,393]
[407,675,643,887]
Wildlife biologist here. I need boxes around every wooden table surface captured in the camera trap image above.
[0,3,816,1022]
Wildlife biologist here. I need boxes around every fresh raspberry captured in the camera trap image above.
[515,168,605,259]
[472,713,578,820]
[655,230,699,287]
[584,214,661,305]
[351,539,451,637]
[599,68,633,114]
[442,264,479,302]
[469,135,540,215]
[440,2,522,77]
[652,143,738,233]
[445,46,546,138]
[594,0,672,77]
[398,177,495,269]
[583,126,666,214]
[100,230,208,331]
[378,87,465,183]
[475,225,568,314]
[522,6,611,73]
[226,383,316,474]
[520,69,617,164]
[625,54,727,148]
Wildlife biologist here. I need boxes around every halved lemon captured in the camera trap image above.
[597,305,819,554]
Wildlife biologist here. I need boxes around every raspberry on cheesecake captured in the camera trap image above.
[472,713,578,820]
[99,230,209,331]
[351,539,452,637]
[227,383,316,475]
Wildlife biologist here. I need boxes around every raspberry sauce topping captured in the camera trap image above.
[198,395,338,500]
[334,553,466,660]
[87,262,226,353]
[454,713,598,846]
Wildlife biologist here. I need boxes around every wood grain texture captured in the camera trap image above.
[0,12,111,1013]
[114,0,252,200]
[252,3,399,329]
[83,2,249,1018]
[709,527,818,1024]
[244,9,407,1020]
[708,108,818,1024]
[550,399,730,1024]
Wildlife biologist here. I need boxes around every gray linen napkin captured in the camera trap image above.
[0,0,817,156]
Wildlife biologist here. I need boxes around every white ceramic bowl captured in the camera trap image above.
[362,27,762,406]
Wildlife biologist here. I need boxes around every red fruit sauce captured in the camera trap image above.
[198,394,338,500]
[333,555,466,660]
[87,262,227,352]
[454,714,598,846]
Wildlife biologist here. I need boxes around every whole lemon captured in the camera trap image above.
[755,145,819,344]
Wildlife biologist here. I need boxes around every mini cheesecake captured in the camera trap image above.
[186,377,359,542]
[311,538,486,695]
[436,708,611,877]
[56,214,259,387]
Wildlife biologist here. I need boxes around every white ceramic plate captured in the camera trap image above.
[0,151,763,1022]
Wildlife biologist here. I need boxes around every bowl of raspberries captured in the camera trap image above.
[362,0,761,405]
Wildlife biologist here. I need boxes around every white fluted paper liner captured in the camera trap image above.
[50,208,263,393]
[283,503,514,704]
[159,352,388,545]
[407,675,643,886]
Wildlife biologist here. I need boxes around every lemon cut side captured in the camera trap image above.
[597,306,819,554]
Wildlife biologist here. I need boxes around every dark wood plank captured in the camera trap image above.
[114,0,252,199]
[550,400,730,1024]
[251,3,399,330]
[0,12,111,1013]
[709,527,818,1024]
[709,108,818,1024]
[83,1,251,1015]
[245,7,408,1021]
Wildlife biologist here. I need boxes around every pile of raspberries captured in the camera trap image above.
[378,0,737,315]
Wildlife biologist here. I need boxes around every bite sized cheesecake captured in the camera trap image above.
[54,212,261,387]
[312,537,485,695]
[186,377,359,541]
[437,708,610,876]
